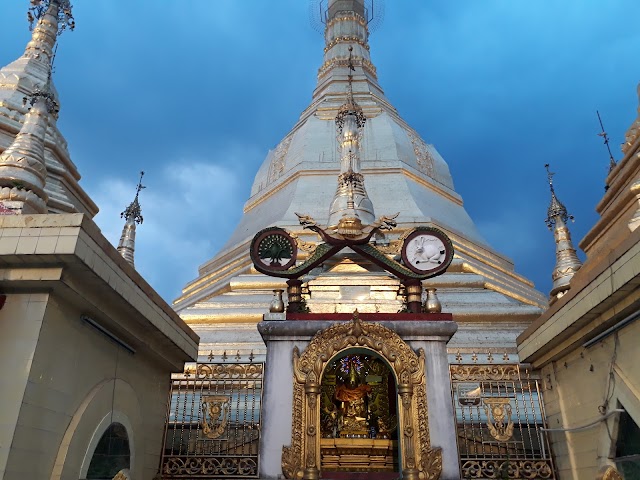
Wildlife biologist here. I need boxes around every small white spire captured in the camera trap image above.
[117,172,145,267]
[0,76,58,214]
[545,164,582,300]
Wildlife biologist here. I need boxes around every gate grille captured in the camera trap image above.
[450,364,556,479]
[160,362,264,478]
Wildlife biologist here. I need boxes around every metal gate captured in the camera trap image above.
[160,362,264,478]
[450,364,556,479]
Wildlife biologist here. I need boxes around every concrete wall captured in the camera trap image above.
[0,213,198,480]
[0,293,48,479]
[0,293,171,480]
[539,319,640,479]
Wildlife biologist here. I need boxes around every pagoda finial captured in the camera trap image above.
[327,46,375,235]
[28,0,75,33]
[544,164,572,229]
[117,172,145,267]
[544,164,582,300]
[311,0,382,90]
[0,67,59,214]
[25,0,74,66]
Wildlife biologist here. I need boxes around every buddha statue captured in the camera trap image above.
[334,359,372,437]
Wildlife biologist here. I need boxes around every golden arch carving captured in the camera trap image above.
[281,312,442,480]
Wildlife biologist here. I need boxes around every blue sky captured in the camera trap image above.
[1,1,638,303]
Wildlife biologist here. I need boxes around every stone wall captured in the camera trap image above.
[0,214,199,480]
[540,319,640,479]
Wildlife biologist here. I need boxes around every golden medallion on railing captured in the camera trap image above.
[111,470,130,480]
[599,466,623,480]
[201,395,230,439]
[483,397,514,442]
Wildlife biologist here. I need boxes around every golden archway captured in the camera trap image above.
[281,312,442,480]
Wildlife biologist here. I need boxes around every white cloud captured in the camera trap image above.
[92,158,249,303]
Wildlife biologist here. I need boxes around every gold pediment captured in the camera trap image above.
[326,258,370,273]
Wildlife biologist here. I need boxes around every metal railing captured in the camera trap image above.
[450,364,556,479]
[159,362,264,479]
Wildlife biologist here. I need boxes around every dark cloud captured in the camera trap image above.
[1,1,638,300]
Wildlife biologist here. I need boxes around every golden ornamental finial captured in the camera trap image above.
[117,171,146,267]
[350,309,364,337]
[120,171,145,225]
[28,0,75,34]
[544,164,573,230]
[544,165,582,300]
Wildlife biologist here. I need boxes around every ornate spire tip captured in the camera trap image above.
[544,164,573,230]
[28,0,75,34]
[121,171,145,224]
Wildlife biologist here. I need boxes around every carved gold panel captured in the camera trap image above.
[281,312,442,480]
[482,397,514,442]
[201,395,230,440]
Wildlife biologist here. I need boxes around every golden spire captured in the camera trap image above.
[0,75,58,214]
[0,1,75,215]
[25,1,74,66]
[545,164,582,300]
[117,172,145,267]
[327,46,375,235]
[0,1,74,98]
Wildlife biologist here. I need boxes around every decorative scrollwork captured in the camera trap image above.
[192,363,263,379]
[450,364,520,382]
[461,459,553,479]
[289,231,318,253]
[162,456,258,477]
[268,136,292,183]
[375,229,412,255]
[407,130,435,179]
[422,447,443,480]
